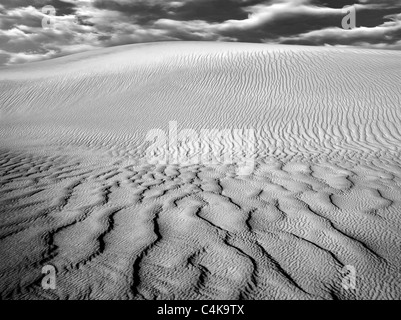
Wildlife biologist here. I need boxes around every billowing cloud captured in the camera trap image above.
[0,0,399,66]
[278,11,401,47]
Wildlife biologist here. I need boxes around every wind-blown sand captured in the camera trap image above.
[1,42,401,299]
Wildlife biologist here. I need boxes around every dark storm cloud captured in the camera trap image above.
[93,0,167,24]
[1,0,76,15]
[173,0,250,22]
[218,6,344,42]
[93,0,263,24]
[313,0,401,27]
[216,1,401,42]
[0,0,400,65]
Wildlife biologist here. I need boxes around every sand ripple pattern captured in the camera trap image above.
[0,42,401,299]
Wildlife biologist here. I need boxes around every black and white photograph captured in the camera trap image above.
[0,0,401,304]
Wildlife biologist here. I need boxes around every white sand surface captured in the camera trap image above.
[1,42,401,299]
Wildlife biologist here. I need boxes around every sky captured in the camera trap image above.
[0,0,400,65]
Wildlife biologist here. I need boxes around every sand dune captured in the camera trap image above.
[1,42,401,299]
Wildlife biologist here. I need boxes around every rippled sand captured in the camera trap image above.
[1,42,401,299]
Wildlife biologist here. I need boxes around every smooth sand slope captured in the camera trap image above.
[1,42,401,299]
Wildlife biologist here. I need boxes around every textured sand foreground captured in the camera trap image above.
[1,42,401,299]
